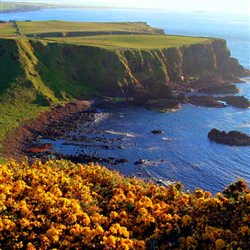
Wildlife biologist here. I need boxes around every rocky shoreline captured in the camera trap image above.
[132,78,250,111]
[2,78,250,164]
[3,90,250,162]
[2,101,94,160]
[2,99,140,169]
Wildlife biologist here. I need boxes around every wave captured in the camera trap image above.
[93,113,110,123]
[162,137,174,142]
[105,130,136,138]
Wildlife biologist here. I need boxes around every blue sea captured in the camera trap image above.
[2,8,250,193]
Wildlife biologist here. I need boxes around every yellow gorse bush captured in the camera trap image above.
[0,160,249,249]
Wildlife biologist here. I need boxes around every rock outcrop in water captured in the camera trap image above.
[217,96,250,108]
[208,129,250,146]
[188,95,226,107]
[187,95,250,108]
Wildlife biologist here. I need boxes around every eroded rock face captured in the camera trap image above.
[208,129,250,146]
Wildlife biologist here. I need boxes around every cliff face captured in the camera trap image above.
[115,39,245,98]
[0,38,246,104]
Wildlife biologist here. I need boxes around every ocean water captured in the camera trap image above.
[2,8,250,193]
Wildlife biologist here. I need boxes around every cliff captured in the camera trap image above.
[0,31,248,153]
[1,37,246,99]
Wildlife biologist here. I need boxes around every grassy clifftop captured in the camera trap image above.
[0,21,246,160]
[1,21,164,38]
[49,35,207,49]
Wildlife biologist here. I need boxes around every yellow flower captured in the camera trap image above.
[79,213,91,226]
[127,191,135,199]
[138,207,148,216]
[215,239,226,249]
[162,213,172,221]
[27,242,36,250]
[246,193,250,203]
[3,219,16,231]
[182,215,192,226]
[186,236,197,248]
[0,160,249,249]
[102,235,116,247]
[20,218,31,229]
[240,226,249,235]
[120,211,127,218]
[96,225,104,234]
[50,184,63,197]
[46,228,61,243]
[110,211,119,219]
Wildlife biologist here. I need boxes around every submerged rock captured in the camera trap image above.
[208,129,250,146]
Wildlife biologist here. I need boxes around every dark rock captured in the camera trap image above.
[144,98,180,112]
[217,96,250,108]
[134,85,173,105]
[115,158,128,164]
[176,93,189,103]
[151,130,164,134]
[135,159,145,165]
[134,159,151,165]
[62,153,128,165]
[208,129,250,146]
[188,95,226,107]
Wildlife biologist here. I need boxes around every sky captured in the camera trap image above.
[3,0,250,13]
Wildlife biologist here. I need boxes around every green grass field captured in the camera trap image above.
[48,34,208,49]
[17,21,162,36]
[0,22,17,36]
[1,21,208,49]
